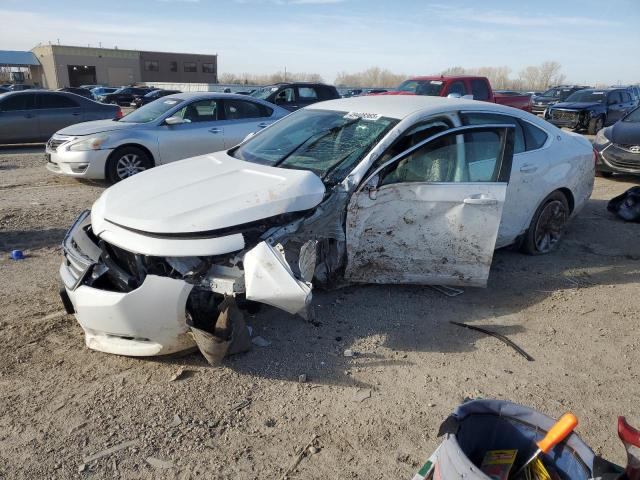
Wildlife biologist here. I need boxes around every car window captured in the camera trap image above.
[39,93,79,109]
[379,129,504,185]
[223,99,271,119]
[119,97,183,123]
[0,93,36,111]
[608,92,622,104]
[275,87,295,104]
[298,87,318,100]
[317,87,337,100]
[397,80,444,96]
[520,122,548,150]
[471,80,490,101]
[174,99,219,122]
[460,112,524,154]
[373,118,452,169]
[621,92,632,103]
[447,81,466,96]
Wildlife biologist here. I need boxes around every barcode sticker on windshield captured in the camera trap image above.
[344,111,382,121]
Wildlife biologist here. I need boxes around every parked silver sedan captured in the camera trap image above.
[45,93,289,183]
[0,91,121,144]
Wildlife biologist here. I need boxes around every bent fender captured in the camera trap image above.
[243,241,312,317]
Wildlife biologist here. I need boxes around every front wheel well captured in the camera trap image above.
[106,144,155,174]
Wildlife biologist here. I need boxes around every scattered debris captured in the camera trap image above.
[169,414,181,428]
[10,249,24,260]
[189,296,252,365]
[450,321,534,361]
[564,276,595,288]
[343,349,355,357]
[353,388,371,403]
[265,418,277,428]
[82,439,138,464]
[607,186,640,222]
[581,308,596,315]
[308,446,320,455]
[298,374,307,383]
[429,285,464,297]
[252,336,271,347]
[78,463,86,473]
[69,421,87,434]
[230,399,251,412]
[279,435,319,480]
[169,367,187,382]
[145,457,174,469]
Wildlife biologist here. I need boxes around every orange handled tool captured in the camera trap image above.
[512,413,578,478]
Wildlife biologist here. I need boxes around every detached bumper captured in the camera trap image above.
[46,148,111,179]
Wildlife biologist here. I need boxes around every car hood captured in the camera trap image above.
[56,119,137,136]
[91,151,326,235]
[551,101,603,110]
[609,121,640,145]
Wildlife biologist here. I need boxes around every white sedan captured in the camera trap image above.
[45,93,289,183]
[59,95,594,356]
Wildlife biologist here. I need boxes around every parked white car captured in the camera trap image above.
[45,93,289,183]
[59,96,594,356]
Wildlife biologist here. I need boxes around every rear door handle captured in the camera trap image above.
[257,122,270,128]
[520,164,538,173]
[209,128,222,134]
[463,196,498,206]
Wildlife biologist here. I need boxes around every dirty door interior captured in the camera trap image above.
[344,125,514,287]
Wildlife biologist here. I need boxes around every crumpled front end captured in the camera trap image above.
[60,207,332,356]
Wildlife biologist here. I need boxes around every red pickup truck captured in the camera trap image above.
[379,75,532,112]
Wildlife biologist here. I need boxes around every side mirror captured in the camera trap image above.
[365,174,379,200]
[165,116,185,125]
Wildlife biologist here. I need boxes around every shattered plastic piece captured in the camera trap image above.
[251,336,271,347]
[169,414,181,428]
[169,367,187,382]
[298,374,307,383]
[82,440,138,464]
[353,388,371,402]
[145,457,174,469]
[10,249,24,260]
[343,349,354,357]
[230,399,251,412]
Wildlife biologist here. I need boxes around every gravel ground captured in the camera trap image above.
[0,143,639,479]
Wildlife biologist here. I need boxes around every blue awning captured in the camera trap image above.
[0,50,40,66]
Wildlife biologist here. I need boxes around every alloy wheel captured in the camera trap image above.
[533,200,568,253]
[116,153,146,179]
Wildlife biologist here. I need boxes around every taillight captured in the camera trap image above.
[115,108,123,119]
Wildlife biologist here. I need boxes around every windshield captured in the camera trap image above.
[396,80,444,96]
[623,107,640,122]
[564,90,606,103]
[250,86,279,100]
[119,97,183,123]
[231,109,398,184]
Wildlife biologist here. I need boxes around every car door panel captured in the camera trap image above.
[0,95,39,143]
[156,99,224,163]
[344,125,514,287]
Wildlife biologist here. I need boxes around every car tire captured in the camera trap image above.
[520,191,570,255]
[587,116,604,135]
[597,170,614,178]
[106,146,153,184]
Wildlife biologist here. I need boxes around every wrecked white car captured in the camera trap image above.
[59,96,594,356]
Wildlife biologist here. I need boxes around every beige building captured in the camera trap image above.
[29,44,217,89]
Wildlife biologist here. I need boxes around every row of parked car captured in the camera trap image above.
[2,75,640,182]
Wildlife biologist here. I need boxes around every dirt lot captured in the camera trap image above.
[0,144,639,479]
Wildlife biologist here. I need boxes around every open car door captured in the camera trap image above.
[344,124,514,287]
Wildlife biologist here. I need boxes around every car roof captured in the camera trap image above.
[408,75,486,81]
[308,95,524,120]
[162,92,274,101]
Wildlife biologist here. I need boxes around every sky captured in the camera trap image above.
[0,0,639,84]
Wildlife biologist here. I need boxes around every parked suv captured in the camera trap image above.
[250,82,340,111]
[547,88,637,134]
[530,85,590,115]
